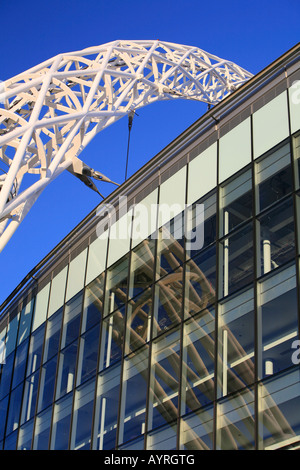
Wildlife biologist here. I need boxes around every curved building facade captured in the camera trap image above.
[0,43,300,450]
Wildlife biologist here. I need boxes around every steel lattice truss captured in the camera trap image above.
[0,40,252,251]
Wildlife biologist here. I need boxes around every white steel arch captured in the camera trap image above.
[0,40,252,251]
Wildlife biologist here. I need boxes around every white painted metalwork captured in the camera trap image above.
[0,40,252,251]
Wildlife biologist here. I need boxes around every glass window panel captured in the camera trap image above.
[107,209,133,268]
[65,249,87,303]
[17,298,34,346]
[56,340,78,399]
[293,133,300,189]
[17,419,34,450]
[289,85,300,134]
[5,311,20,357]
[220,168,252,237]
[11,338,29,389]
[82,273,104,334]
[148,329,180,431]
[99,308,125,371]
[253,92,289,159]
[104,255,129,317]
[158,166,186,228]
[257,264,298,379]
[156,219,185,279]
[4,430,18,450]
[218,287,255,397]
[33,407,52,450]
[219,118,252,183]
[187,191,217,259]
[70,378,96,450]
[37,355,58,412]
[93,363,121,450]
[0,326,7,366]
[26,324,45,377]
[32,284,50,332]
[187,143,217,206]
[50,393,73,450]
[184,245,216,319]
[43,308,63,363]
[131,189,158,249]
[216,387,255,450]
[21,370,40,425]
[255,142,292,213]
[180,404,214,450]
[48,266,68,317]
[6,382,23,435]
[119,436,144,450]
[147,421,177,450]
[0,352,14,400]
[118,347,149,445]
[60,292,82,349]
[85,234,108,286]
[258,368,300,450]
[76,325,100,386]
[181,308,215,415]
[219,221,254,298]
[0,395,9,441]
[125,289,152,355]
[152,270,182,338]
[258,197,295,277]
[129,237,156,300]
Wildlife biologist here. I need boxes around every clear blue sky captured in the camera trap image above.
[0,0,299,305]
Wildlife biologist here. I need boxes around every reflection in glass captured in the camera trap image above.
[180,404,214,450]
[187,191,216,258]
[6,383,23,435]
[129,238,155,299]
[152,270,182,338]
[93,363,121,450]
[0,352,15,400]
[156,225,185,279]
[258,368,300,449]
[11,338,29,389]
[50,393,73,450]
[118,347,149,445]
[26,324,45,377]
[17,419,34,450]
[258,197,295,276]
[82,273,105,333]
[21,370,40,424]
[257,265,298,379]
[217,387,255,450]
[184,245,216,319]
[219,222,253,298]
[104,256,129,317]
[43,308,63,363]
[219,288,255,397]
[76,325,100,386]
[56,341,78,399]
[125,289,152,354]
[256,142,292,213]
[293,133,300,189]
[70,378,95,450]
[33,407,52,450]
[220,169,252,237]
[61,292,82,349]
[147,421,177,450]
[99,308,125,370]
[148,329,180,431]
[38,356,58,412]
[181,309,215,415]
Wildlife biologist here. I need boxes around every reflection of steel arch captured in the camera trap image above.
[0,40,253,251]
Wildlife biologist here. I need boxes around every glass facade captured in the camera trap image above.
[0,48,300,451]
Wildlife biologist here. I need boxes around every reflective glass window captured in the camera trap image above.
[129,237,156,300]
[147,421,177,450]
[26,324,45,377]
[180,404,214,450]
[181,308,215,415]
[93,363,121,450]
[21,370,40,424]
[219,221,253,298]
[11,338,29,389]
[258,197,295,277]
[118,347,149,445]
[216,387,255,450]
[0,395,9,441]
[17,419,34,450]
[31,283,50,332]
[33,407,52,450]
[152,270,182,338]
[255,142,292,213]
[184,245,216,319]
[5,311,19,357]
[148,329,180,431]
[218,287,255,397]
[104,255,129,317]
[125,289,152,355]
[56,340,78,399]
[76,324,100,386]
[82,272,105,333]
[99,308,125,370]
[257,264,298,379]
[258,368,300,450]
[50,393,73,450]
[60,292,82,349]
[43,308,63,363]
[156,220,185,279]
[4,430,18,450]
[37,355,58,412]
[70,378,96,450]
[0,352,14,400]
[220,168,252,237]
[17,298,34,346]
[293,132,300,189]
[6,382,23,435]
